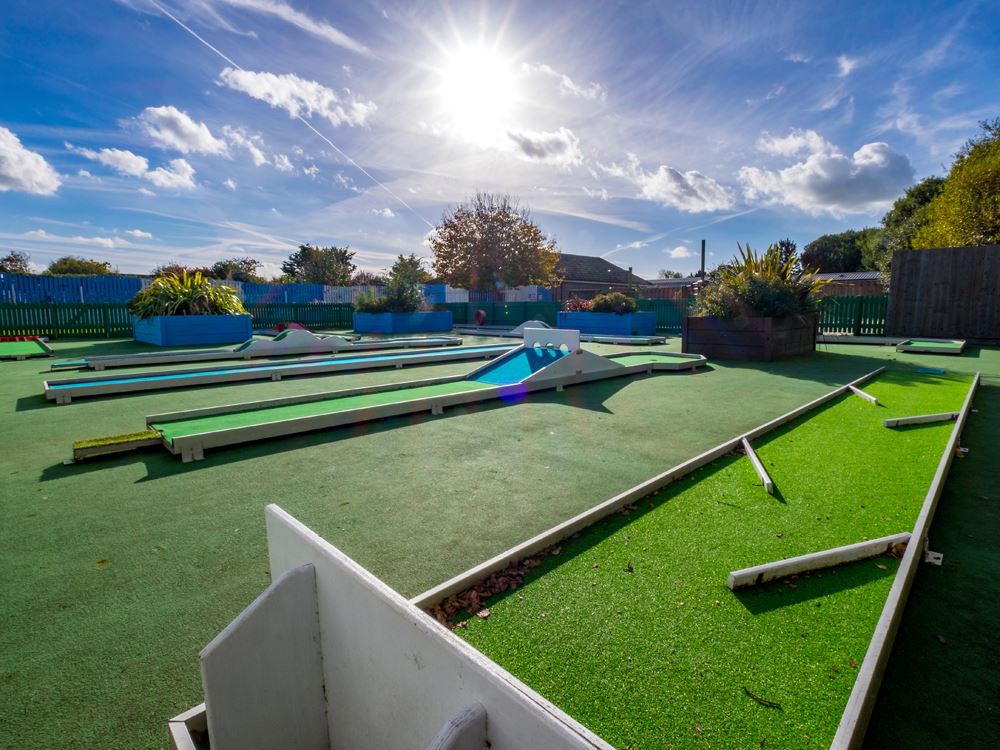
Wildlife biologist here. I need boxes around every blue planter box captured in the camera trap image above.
[558,311,656,336]
[132,314,253,346]
[353,311,453,334]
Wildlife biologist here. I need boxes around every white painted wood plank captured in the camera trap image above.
[726,533,911,590]
[849,385,878,404]
[883,412,958,428]
[741,437,774,494]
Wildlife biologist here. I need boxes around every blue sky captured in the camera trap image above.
[1,0,997,279]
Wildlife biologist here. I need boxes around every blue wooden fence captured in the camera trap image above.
[0,274,144,304]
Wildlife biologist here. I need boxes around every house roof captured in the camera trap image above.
[556,253,647,285]
[813,271,880,281]
[646,277,698,287]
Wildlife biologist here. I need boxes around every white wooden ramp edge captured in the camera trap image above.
[427,703,488,750]
[849,385,879,405]
[741,437,774,494]
[727,533,911,590]
[883,412,958,428]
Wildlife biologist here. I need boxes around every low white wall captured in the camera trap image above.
[265,505,612,750]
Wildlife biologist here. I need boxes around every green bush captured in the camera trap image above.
[588,292,637,314]
[695,243,825,319]
[127,272,248,319]
[353,291,390,313]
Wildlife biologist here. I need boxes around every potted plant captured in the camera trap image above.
[557,292,656,335]
[352,255,452,334]
[128,272,252,345]
[682,243,825,361]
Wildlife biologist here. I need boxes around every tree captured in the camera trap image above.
[0,251,32,274]
[657,269,684,279]
[350,270,387,286]
[800,230,869,272]
[431,193,562,291]
[388,253,432,285]
[151,263,213,279]
[210,257,265,283]
[774,238,797,267]
[45,256,113,275]
[914,119,1000,248]
[282,244,356,285]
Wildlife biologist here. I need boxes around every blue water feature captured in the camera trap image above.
[47,345,513,389]
[471,346,569,386]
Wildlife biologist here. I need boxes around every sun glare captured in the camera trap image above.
[437,43,517,146]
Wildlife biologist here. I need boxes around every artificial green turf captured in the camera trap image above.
[73,430,162,450]
[456,371,971,749]
[905,340,964,349]
[153,379,491,442]
[1,336,997,750]
[0,340,49,357]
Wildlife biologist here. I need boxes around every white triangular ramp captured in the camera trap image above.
[522,349,625,386]
[510,320,552,335]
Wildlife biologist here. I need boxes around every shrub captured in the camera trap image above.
[353,291,390,313]
[588,292,637,314]
[562,297,591,312]
[127,272,248,319]
[694,243,825,319]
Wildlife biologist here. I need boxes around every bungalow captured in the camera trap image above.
[552,253,649,302]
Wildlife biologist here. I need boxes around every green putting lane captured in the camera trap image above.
[0,339,49,358]
[455,372,971,749]
[153,380,492,443]
[906,339,964,349]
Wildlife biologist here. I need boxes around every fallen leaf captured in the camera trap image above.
[936,634,947,645]
[849,657,858,669]
[476,608,490,620]
[625,561,634,573]
[875,563,888,570]
[96,559,109,569]
[550,546,562,556]
[591,563,600,569]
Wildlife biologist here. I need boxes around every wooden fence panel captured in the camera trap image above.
[887,246,1000,340]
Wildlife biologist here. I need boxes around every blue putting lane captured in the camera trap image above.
[471,346,569,386]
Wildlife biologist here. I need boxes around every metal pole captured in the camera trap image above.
[700,239,706,279]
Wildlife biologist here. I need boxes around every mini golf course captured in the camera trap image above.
[0,335,52,360]
[2,333,998,750]
[71,333,707,462]
[50,329,462,370]
[445,371,974,749]
[44,343,516,403]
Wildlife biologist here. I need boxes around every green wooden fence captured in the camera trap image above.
[816,295,889,336]
[0,296,892,340]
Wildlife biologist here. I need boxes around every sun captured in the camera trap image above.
[436,43,517,147]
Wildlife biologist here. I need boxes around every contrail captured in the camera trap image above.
[147,0,435,229]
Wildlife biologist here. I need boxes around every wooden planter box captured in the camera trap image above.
[682,314,817,361]
[352,311,453,334]
[132,314,252,346]
[557,311,656,336]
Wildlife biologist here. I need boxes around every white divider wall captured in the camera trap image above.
[265,505,612,750]
[522,327,580,351]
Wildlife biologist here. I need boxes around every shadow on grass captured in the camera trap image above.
[734,555,899,614]
[15,394,54,412]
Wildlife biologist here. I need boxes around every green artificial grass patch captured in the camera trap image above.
[456,371,971,749]
[0,339,49,358]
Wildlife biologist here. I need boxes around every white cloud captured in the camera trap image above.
[740,135,914,214]
[600,153,733,213]
[756,129,831,157]
[217,0,371,56]
[506,127,583,167]
[67,143,148,176]
[219,67,376,128]
[334,171,361,193]
[145,158,197,189]
[78,169,92,178]
[667,245,694,258]
[224,178,237,190]
[371,207,395,218]
[273,153,294,172]
[522,63,606,101]
[137,105,227,155]
[138,187,156,197]
[303,164,319,178]
[25,229,121,248]
[125,229,153,239]
[0,127,61,195]
[836,54,859,77]
[785,52,810,63]
[222,125,269,166]
[68,142,196,190]
[583,186,609,200]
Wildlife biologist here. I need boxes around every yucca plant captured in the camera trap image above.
[696,242,826,319]
[128,272,248,319]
